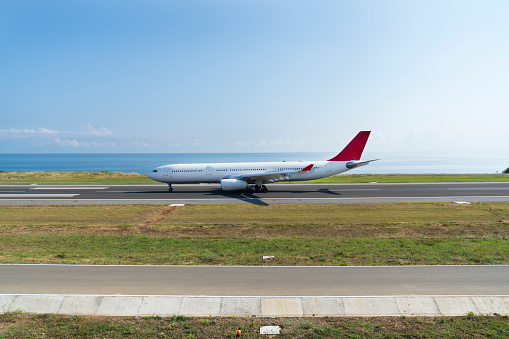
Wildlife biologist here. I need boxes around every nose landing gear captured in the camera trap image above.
[168,183,173,192]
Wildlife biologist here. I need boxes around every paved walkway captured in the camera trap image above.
[2,295,508,317]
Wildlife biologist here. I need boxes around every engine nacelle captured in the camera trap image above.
[220,179,248,191]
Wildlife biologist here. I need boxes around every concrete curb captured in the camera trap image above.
[1,295,509,317]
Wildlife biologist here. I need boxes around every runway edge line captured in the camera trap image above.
[1,295,509,317]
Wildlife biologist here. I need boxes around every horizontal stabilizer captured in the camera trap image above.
[346,159,379,169]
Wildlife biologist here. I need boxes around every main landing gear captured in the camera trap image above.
[167,183,173,192]
[254,184,268,193]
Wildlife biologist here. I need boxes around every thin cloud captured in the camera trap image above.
[235,139,291,147]
[0,125,113,137]
[86,123,113,136]
[55,138,81,147]
[0,127,59,134]
[53,138,119,148]
[0,123,154,151]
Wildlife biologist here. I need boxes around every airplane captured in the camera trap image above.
[147,131,375,192]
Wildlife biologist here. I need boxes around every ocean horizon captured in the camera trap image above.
[0,152,507,175]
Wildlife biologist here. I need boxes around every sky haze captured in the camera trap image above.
[1,1,508,155]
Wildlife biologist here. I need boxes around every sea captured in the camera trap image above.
[0,152,507,175]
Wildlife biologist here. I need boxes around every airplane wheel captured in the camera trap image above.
[261,185,268,193]
[254,185,260,193]
[168,187,173,192]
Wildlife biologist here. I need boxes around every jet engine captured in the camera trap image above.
[220,179,248,191]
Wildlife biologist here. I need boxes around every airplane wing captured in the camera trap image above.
[226,164,314,183]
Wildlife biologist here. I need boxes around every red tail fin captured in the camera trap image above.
[328,131,371,161]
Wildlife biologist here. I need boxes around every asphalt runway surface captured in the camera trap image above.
[1,182,509,204]
[2,265,508,296]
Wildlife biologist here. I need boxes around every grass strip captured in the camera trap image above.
[0,202,507,265]
[1,235,508,265]
[301,173,509,183]
[0,171,508,184]
[2,202,508,235]
[1,312,508,338]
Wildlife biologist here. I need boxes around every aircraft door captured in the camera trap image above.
[206,166,212,175]
[326,163,332,173]
[163,168,171,178]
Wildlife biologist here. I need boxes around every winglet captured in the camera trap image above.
[300,164,314,172]
[328,131,371,161]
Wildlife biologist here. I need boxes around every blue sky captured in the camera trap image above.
[1,0,508,155]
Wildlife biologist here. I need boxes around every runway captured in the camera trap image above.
[2,183,509,316]
[1,182,509,204]
[2,264,508,296]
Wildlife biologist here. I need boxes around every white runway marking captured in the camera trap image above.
[0,194,80,198]
[320,189,380,191]
[30,187,108,190]
[448,187,509,190]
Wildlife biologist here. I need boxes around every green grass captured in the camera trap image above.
[1,313,508,338]
[300,173,509,183]
[0,202,507,265]
[1,235,507,265]
[0,171,508,184]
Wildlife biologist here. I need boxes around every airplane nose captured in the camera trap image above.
[147,170,157,180]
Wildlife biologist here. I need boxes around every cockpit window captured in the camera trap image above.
[152,170,158,172]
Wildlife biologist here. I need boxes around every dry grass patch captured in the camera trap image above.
[0,171,153,184]
[166,203,497,225]
[0,202,508,239]
[0,205,172,235]
[155,202,509,239]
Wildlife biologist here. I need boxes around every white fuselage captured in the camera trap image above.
[147,160,351,185]
[147,131,373,191]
